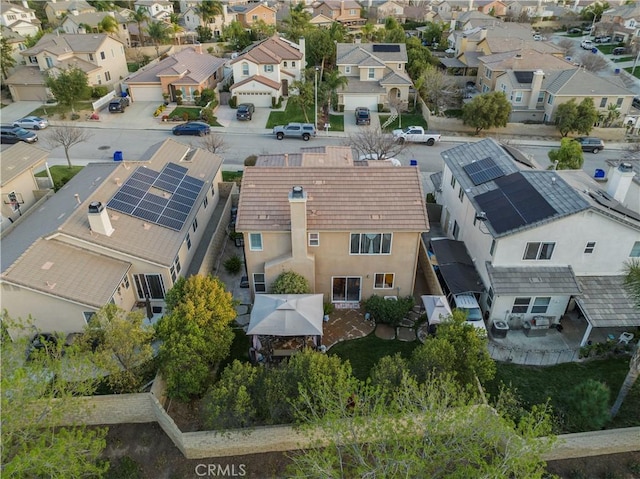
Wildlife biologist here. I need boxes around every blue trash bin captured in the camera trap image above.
[113,151,123,162]
[410,159,418,166]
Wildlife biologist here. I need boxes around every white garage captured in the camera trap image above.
[343,95,379,111]
[128,85,164,102]
[234,91,273,108]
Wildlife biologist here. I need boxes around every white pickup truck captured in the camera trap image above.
[392,126,441,146]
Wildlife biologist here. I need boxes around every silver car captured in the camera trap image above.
[13,116,49,130]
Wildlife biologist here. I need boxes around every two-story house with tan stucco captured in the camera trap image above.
[45,0,96,25]
[312,0,365,29]
[235,165,429,305]
[335,42,412,111]
[0,139,226,338]
[61,10,133,47]
[5,33,128,101]
[182,4,235,39]
[231,3,277,29]
[0,2,40,37]
[230,35,304,107]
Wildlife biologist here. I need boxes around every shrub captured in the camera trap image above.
[362,295,414,326]
[338,104,344,112]
[90,86,108,99]
[153,104,166,117]
[244,155,257,166]
[200,107,216,125]
[70,113,80,120]
[272,96,277,108]
[271,271,311,294]
[198,89,216,107]
[223,255,242,274]
[323,302,335,315]
[561,379,610,433]
[377,103,384,112]
[229,96,237,108]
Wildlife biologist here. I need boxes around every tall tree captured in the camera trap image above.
[196,0,223,25]
[156,275,237,400]
[251,19,276,40]
[347,125,408,160]
[360,22,376,41]
[555,99,579,137]
[146,20,170,57]
[281,2,311,42]
[45,124,93,168]
[129,6,150,46]
[169,20,184,45]
[288,372,555,478]
[322,69,348,111]
[420,65,454,114]
[575,97,599,135]
[44,66,89,112]
[98,13,119,35]
[1,319,108,477]
[462,91,512,134]
[288,78,315,123]
[604,103,621,127]
[306,27,334,74]
[548,137,584,170]
[222,20,251,51]
[0,37,16,80]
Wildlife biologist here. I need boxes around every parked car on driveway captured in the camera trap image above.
[172,121,211,136]
[613,47,626,55]
[12,116,48,130]
[567,27,582,34]
[355,107,371,125]
[574,137,605,153]
[580,39,594,49]
[236,103,255,121]
[273,122,316,141]
[594,36,611,43]
[1,125,38,144]
[108,97,129,113]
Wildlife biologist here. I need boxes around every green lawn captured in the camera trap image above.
[486,357,640,430]
[35,165,83,190]
[379,112,428,131]
[614,56,635,63]
[168,106,201,120]
[327,114,344,132]
[31,101,94,118]
[624,67,640,79]
[266,100,344,132]
[596,44,619,54]
[329,333,420,381]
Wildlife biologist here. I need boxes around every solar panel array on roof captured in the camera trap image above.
[475,173,557,234]
[107,163,205,231]
[372,44,400,52]
[463,157,505,186]
[513,71,534,83]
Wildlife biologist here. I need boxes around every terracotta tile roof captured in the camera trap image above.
[236,166,429,232]
[230,35,302,66]
[229,74,281,90]
[256,146,354,167]
[2,237,131,308]
[127,47,225,85]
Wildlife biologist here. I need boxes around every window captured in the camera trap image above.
[458,186,464,202]
[242,62,249,76]
[374,273,394,289]
[537,91,545,103]
[83,312,96,322]
[192,218,198,232]
[7,14,16,20]
[264,65,274,72]
[292,61,295,67]
[133,274,165,300]
[452,220,460,240]
[249,233,263,251]
[252,14,258,21]
[523,242,555,260]
[350,8,357,14]
[203,196,208,209]
[283,61,288,67]
[511,297,531,314]
[7,192,19,212]
[514,91,523,103]
[332,277,361,302]
[186,233,191,250]
[96,74,101,85]
[350,233,392,254]
[88,53,94,61]
[123,275,130,289]
[584,241,596,254]
[100,51,105,60]
[482,84,490,93]
[105,71,111,81]
[486,287,494,307]
[617,97,623,107]
[345,66,351,73]
[500,84,506,93]
[398,63,402,69]
[485,67,492,79]
[630,241,640,257]
[547,94,553,105]
[450,175,456,188]
[600,97,607,108]
[170,257,181,282]
[490,239,496,256]
[531,297,551,314]
[308,232,319,246]
[45,57,53,68]
[28,56,37,64]
[368,68,375,79]
[253,273,266,293]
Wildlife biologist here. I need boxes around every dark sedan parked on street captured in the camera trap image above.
[1,125,38,144]
[172,121,211,136]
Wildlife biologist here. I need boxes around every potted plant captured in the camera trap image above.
[162,92,169,105]
[175,90,183,106]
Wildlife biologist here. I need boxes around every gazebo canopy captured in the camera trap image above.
[421,295,452,326]
[247,294,324,337]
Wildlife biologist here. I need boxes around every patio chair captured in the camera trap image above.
[618,332,634,345]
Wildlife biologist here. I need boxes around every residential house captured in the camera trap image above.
[235,166,429,304]
[133,0,174,21]
[0,139,226,337]
[0,143,53,230]
[309,13,336,28]
[0,26,28,77]
[493,66,635,123]
[432,0,479,22]
[61,10,132,47]
[403,5,436,23]
[597,3,640,46]
[0,2,40,37]
[255,145,356,167]
[335,42,412,111]
[230,35,304,107]
[125,45,226,102]
[45,0,96,24]
[503,0,553,21]
[477,0,507,17]
[431,138,640,346]
[182,4,234,39]
[5,33,128,101]
[230,3,277,29]
[312,0,365,29]
[374,1,405,23]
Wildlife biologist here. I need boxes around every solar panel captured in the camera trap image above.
[372,44,400,52]
[513,71,534,83]
[463,157,505,186]
[106,162,205,231]
[475,173,557,234]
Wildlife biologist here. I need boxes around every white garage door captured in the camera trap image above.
[344,95,378,111]
[235,92,272,108]
[130,85,164,102]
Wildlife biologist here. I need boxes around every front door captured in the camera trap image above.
[282,79,289,97]
[332,277,361,303]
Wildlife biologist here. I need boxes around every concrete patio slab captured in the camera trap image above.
[397,327,416,342]
[375,323,396,340]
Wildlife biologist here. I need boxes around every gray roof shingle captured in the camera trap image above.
[486,263,582,295]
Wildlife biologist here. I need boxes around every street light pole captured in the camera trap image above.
[314,66,319,129]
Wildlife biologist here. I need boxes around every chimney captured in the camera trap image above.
[528,69,544,110]
[479,27,487,40]
[298,36,306,69]
[450,18,456,31]
[289,186,307,260]
[223,4,228,16]
[22,0,29,8]
[468,0,474,11]
[341,0,345,17]
[607,162,636,203]
[194,41,202,54]
[87,201,115,236]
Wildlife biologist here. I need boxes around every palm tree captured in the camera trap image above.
[289,79,314,123]
[610,259,640,418]
[322,69,348,112]
[129,6,149,46]
[146,21,170,58]
[361,22,375,42]
[98,14,119,36]
[604,103,621,127]
[169,21,184,45]
[196,0,223,25]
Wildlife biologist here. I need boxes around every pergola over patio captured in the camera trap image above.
[576,275,640,346]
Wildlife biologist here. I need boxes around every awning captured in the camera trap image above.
[247,294,324,336]
[575,276,640,328]
[421,295,452,325]
[486,264,582,295]
[430,239,484,294]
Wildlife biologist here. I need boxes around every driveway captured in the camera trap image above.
[1,101,44,124]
